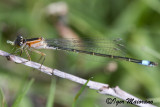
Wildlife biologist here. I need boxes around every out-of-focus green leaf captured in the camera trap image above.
[46,79,56,107]
[12,78,34,107]
[72,77,92,107]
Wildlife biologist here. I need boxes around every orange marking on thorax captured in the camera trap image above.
[26,38,43,47]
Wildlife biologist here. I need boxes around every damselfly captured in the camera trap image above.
[7,36,158,67]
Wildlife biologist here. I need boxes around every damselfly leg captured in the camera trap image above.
[29,48,46,69]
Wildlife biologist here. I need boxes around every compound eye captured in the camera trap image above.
[18,35,23,39]
[15,35,24,46]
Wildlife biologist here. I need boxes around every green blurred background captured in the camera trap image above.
[0,0,160,107]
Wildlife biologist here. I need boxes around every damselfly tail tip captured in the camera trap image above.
[151,62,158,67]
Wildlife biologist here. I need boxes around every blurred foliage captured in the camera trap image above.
[0,0,160,107]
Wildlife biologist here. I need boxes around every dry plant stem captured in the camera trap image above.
[0,50,156,107]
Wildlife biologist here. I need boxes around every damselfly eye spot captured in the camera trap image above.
[17,35,23,40]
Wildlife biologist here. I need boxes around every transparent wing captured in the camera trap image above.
[46,38,126,57]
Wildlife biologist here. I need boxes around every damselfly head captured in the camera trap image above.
[14,35,26,47]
